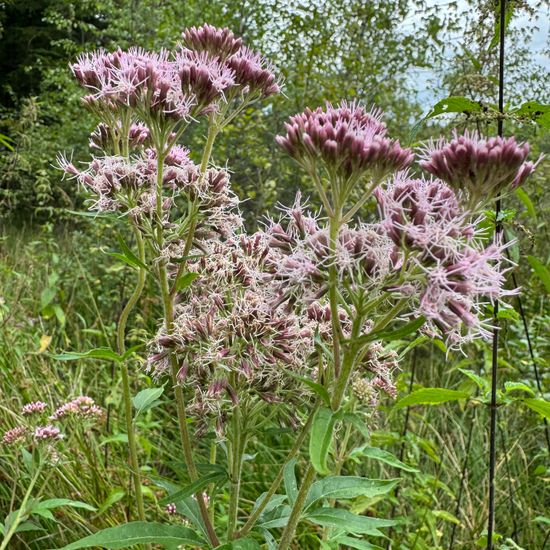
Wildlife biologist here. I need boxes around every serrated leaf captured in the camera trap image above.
[334,536,384,550]
[51,348,122,362]
[527,256,550,294]
[309,406,336,475]
[133,386,164,418]
[55,521,205,549]
[305,476,399,511]
[425,96,483,119]
[394,388,470,411]
[350,446,419,473]
[523,398,550,420]
[305,507,398,535]
[458,369,488,391]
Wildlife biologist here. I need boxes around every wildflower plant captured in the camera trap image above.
[0,398,103,550]
[54,23,538,550]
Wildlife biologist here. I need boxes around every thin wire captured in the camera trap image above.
[487,1,506,548]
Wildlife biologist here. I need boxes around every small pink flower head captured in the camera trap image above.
[34,425,63,441]
[419,130,540,210]
[90,122,150,152]
[2,426,27,446]
[176,50,235,114]
[375,175,465,252]
[21,401,48,416]
[226,47,281,98]
[50,396,104,421]
[165,502,177,515]
[182,24,243,60]
[276,101,413,184]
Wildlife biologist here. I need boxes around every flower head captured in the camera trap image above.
[276,101,413,183]
[34,425,64,441]
[182,24,243,60]
[176,50,235,114]
[50,396,104,421]
[226,47,280,98]
[21,401,48,416]
[2,426,27,446]
[419,130,540,210]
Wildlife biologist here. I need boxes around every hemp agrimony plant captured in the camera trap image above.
[52,23,538,549]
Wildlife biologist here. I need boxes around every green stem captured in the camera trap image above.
[328,207,343,376]
[0,462,43,550]
[227,405,246,540]
[237,402,319,538]
[277,464,316,550]
[154,141,220,547]
[116,224,147,523]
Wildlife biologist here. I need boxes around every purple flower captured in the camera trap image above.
[34,425,64,441]
[419,130,540,210]
[21,401,48,416]
[2,426,27,446]
[50,396,103,421]
[226,47,280,98]
[176,49,235,114]
[182,24,243,60]
[276,101,413,183]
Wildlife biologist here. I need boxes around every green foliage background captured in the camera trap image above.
[0,1,549,548]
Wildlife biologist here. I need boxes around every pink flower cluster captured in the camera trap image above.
[50,396,103,421]
[71,24,280,121]
[34,425,64,441]
[375,174,515,347]
[419,131,540,210]
[148,237,314,432]
[276,101,413,182]
[21,401,48,415]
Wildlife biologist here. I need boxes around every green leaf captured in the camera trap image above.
[33,499,96,513]
[55,522,205,549]
[97,488,126,515]
[504,382,535,396]
[350,446,419,472]
[174,498,210,541]
[458,369,488,391]
[305,507,398,535]
[370,316,426,343]
[41,288,56,309]
[175,272,199,292]
[523,398,550,420]
[527,256,550,294]
[341,412,370,440]
[116,234,148,270]
[489,1,514,49]
[515,188,537,219]
[133,386,165,418]
[217,540,261,550]
[432,510,461,525]
[425,96,483,120]
[333,536,384,550]
[305,477,399,511]
[283,459,298,505]
[288,373,331,406]
[159,471,226,506]
[309,406,336,475]
[394,388,470,411]
[51,348,122,362]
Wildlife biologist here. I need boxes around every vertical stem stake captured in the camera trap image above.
[487,1,506,547]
